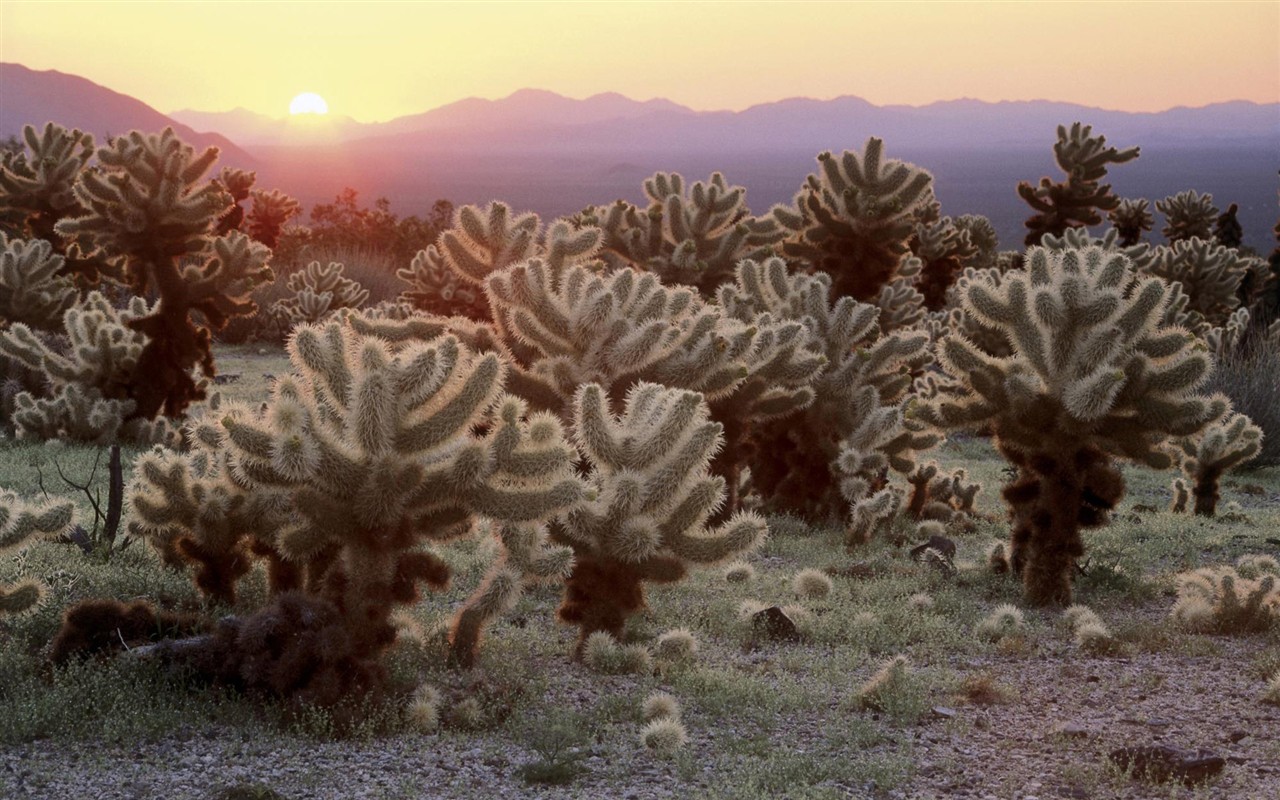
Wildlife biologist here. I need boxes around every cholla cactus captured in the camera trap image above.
[772,137,934,302]
[272,261,370,325]
[556,382,767,652]
[395,245,490,321]
[1017,123,1139,246]
[919,246,1227,605]
[1156,190,1218,242]
[214,167,256,235]
[125,321,583,680]
[1108,198,1154,246]
[0,234,77,331]
[911,216,979,311]
[0,292,181,443]
[855,654,913,711]
[588,171,784,295]
[1172,412,1263,516]
[953,215,1000,271]
[1214,203,1243,249]
[904,461,983,525]
[0,491,74,616]
[246,188,300,249]
[1170,478,1190,513]
[0,123,98,280]
[719,257,935,520]
[1137,238,1250,329]
[1171,561,1279,634]
[397,201,598,320]
[54,128,273,419]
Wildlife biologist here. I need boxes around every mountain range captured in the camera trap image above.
[3,62,1278,251]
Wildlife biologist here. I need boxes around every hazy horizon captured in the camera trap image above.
[3,1,1278,124]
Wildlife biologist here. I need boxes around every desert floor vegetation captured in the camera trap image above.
[2,358,1277,799]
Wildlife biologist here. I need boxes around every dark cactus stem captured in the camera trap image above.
[1192,466,1224,517]
[997,443,1124,606]
[1213,203,1243,249]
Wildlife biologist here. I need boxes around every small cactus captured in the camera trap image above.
[640,717,688,756]
[653,628,699,662]
[977,604,1025,642]
[792,568,833,600]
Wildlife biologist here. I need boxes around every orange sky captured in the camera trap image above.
[3,1,1277,121]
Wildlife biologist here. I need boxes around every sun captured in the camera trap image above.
[289,92,329,115]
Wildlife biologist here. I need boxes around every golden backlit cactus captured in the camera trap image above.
[588,171,784,295]
[0,490,74,617]
[0,291,181,443]
[0,122,99,281]
[556,382,767,652]
[397,201,599,320]
[1156,190,1218,243]
[271,260,370,325]
[910,215,979,311]
[772,137,934,302]
[1136,238,1251,329]
[1017,123,1139,246]
[1172,411,1263,516]
[126,320,583,679]
[0,234,77,331]
[53,128,273,419]
[919,245,1227,605]
[719,257,935,520]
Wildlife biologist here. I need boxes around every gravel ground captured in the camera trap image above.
[5,635,1278,800]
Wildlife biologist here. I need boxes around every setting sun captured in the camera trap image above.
[288,92,328,115]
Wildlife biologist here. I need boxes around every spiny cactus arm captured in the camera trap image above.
[439,202,541,284]
[449,521,575,666]
[182,231,275,328]
[1156,191,1218,242]
[0,236,78,330]
[0,123,95,266]
[1053,122,1139,183]
[660,510,767,564]
[214,167,255,234]
[396,244,491,321]
[0,490,75,616]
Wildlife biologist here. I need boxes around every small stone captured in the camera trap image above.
[751,606,801,641]
[910,535,957,561]
[1226,730,1248,743]
[1107,744,1225,786]
[930,706,957,720]
[1052,722,1092,739]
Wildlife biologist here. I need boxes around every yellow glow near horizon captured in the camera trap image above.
[289,92,329,115]
[2,1,1277,122]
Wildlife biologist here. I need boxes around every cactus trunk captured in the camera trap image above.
[1193,465,1224,517]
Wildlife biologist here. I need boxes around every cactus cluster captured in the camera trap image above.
[1171,412,1263,516]
[0,490,75,616]
[1171,558,1279,634]
[1108,198,1154,246]
[0,234,77,331]
[0,291,182,443]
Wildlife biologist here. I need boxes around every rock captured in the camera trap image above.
[1107,745,1225,786]
[751,606,800,641]
[213,373,242,385]
[930,706,957,720]
[825,562,877,580]
[1227,730,1249,743]
[910,534,957,561]
[1051,722,1092,739]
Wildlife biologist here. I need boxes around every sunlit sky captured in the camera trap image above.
[3,1,1277,121]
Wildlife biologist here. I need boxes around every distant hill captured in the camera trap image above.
[4,63,1278,251]
[0,63,256,166]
